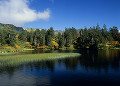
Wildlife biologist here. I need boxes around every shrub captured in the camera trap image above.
[67,45,75,50]
[97,44,106,49]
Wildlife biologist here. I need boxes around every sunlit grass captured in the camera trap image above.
[0,53,80,67]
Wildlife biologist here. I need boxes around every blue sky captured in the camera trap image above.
[0,0,120,30]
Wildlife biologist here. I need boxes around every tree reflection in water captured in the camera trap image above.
[0,49,120,75]
[0,50,120,86]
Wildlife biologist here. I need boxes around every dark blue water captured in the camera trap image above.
[0,49,120,86]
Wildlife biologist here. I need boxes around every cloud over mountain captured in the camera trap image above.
[0,0,50,26]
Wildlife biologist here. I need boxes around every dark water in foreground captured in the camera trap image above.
[0,49,120,86]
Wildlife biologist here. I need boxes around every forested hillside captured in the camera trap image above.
[0,23,24,32]
[0,23,120,51]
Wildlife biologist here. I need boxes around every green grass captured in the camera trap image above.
[0,53,80,67]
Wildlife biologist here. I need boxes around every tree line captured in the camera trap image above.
[0,23,120,49]
[78,24,120,49]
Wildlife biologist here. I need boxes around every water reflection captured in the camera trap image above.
[78,49,120,72]
[0,50,120,73]
[0,70,51,86]
[0,49,120,86]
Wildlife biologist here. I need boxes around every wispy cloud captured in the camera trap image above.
[49,0,54,3]
[0,0,50,26]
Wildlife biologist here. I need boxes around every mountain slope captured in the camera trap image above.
[0,23,24,32]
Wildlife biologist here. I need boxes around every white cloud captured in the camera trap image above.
[0,0,50,26]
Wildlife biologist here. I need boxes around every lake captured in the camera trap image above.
[0,49,120,86]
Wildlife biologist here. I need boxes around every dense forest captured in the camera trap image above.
[0,23,120,50]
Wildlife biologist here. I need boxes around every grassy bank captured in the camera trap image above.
[0,48,35,54]
[0,53,80,67]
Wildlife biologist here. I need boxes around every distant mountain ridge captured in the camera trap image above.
[23,28,65,33]
[23,28,41,32]
[55,30,64,34]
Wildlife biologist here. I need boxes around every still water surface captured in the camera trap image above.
[0,49,120,86]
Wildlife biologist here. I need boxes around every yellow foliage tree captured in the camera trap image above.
[52,38,59,49]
